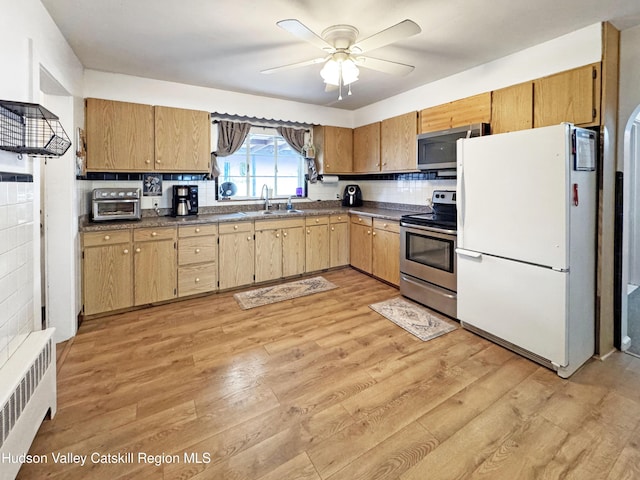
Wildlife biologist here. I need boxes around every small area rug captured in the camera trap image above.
[369,297,458,341]
[234,276,338,310]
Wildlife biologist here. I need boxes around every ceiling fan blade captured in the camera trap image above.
[354,56,415,76]
[277,19,333,51]
[261,56,327,74]
[351,19,421,54]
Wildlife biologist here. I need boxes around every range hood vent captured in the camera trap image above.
[0,100,71,157]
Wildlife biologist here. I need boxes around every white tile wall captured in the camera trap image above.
[0,181,34,368]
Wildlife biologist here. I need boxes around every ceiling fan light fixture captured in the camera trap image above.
[320,58,359,87]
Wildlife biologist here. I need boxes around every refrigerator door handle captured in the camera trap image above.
[456,248,482,259]
[456,142,465,247]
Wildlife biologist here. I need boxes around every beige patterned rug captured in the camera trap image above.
[234,276,338,310]
[370,297,458,341]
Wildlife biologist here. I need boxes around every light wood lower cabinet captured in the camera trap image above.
[372,219,400,286]
[218,221,255,290]
[178,224,218,297]
[330,214,349,267]
[133,227,177,305]
[350,215,373,273]
[305,216,330,272]
[82,230,133,315]
[255,218,305,282]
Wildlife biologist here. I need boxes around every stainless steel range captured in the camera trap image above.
[400,190,457,318]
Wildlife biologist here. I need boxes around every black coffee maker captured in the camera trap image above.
[342,184,363,207]
[172,185,198,216]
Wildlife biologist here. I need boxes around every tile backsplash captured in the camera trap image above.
[0,178,35,368]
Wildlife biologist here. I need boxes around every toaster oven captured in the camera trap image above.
[91,188,141,222]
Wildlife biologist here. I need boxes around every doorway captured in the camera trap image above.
[621,107,640,356]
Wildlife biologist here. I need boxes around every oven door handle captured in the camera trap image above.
[456,248,482,259]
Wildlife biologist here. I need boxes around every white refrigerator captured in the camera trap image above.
[456,123,597,378]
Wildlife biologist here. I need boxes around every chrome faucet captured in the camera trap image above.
[261,184,271,210]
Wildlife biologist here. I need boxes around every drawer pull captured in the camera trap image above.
[234,225,238,230]
[195,227,201,233]
[315,218,319,223]
[338,216,342,220]
[195,248,200,253]
[247,236,252,241]
[104,235,110,240]
[195,278,200,283]
[359,218,362,222]
[383,223,388,227]
[151,232,157,237]
[123,249,129,254]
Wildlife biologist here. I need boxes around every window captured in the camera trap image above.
[218,128,305,198]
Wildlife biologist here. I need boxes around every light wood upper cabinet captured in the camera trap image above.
[533,63,601,128]
[353,122,381,173]
[381,112,418,172]
[82,230,133,315]
[314,125,353,174]
[133,227,177,306]
[491,82,534,134]
[154,106,211,172]
[218,222,255,290]
[419,93,491,133]
[86,98,154,172]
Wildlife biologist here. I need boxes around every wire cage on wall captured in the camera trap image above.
[0,100,71,157]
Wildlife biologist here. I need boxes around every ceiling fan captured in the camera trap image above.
[261,19,421,100]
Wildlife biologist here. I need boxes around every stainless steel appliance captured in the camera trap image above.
[91,188,141,222]
[417,123,489,172]
[342,184,362,207]
[400,190,457,317]
[172,185,198,216]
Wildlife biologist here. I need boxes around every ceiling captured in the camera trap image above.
[41,0,640,110]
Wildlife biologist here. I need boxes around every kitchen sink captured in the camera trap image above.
[286,209,304,213]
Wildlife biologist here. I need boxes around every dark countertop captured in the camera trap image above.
[79,206,419,232]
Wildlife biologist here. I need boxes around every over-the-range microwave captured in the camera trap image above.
[417,123,490,172]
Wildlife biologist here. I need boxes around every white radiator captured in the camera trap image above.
[0,328,56,480]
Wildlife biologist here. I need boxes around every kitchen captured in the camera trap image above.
[3,1,640,478]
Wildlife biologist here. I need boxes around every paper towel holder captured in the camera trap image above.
[319,174,339,183]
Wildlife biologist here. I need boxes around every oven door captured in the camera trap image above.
[400,225,457,292]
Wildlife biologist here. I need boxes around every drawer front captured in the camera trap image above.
[330,214,348,224]
[350,215,373,227]
[306,215,329,226]
[219,221,254,234]
[255,217,305,231]
[178,224,218,238]
[178,236,217,266]
[133,227,176,242]
[373,218,400,233]
[83,230,131,247]
[178,264,217,297]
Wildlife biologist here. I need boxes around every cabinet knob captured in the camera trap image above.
[315,218,319,223]
[359,218,362,222]
[338,216,342,220]
[367,230,371,235]
[283,232,288,237]
[195,248,200,253]
[373,232,377,236]
[156,160,161,164]
[135,248,141,253]
[195,227,200,233]
[382,162,387,166]
[307,229,311,234]
[195,277,200,283]
[247,236,252,241]
[383,223,388,227]
[234,225,238,230]
[123,249,129,254]
[152,232,157,237]
[145,160,151,164]
[331,227,335,231]
[104,235,110,240]
[276,233,280,238]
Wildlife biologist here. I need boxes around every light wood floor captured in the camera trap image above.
[20,268,640,479]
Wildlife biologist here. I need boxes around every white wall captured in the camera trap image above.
[0,0,84,344]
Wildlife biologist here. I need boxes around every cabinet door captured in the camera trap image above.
[534,64,600,128]
[86,98,154,171]
[134,239,177,305]
[282,226,305,277]
[83,243,133,315]
[219,232,255,289]
[350,223,372,273]
[419,104,452,133]
[353,122,381,173]
[255,229,282,283]
[381,112,417,172]
[305,224,330,272]
[491,82,533,134]
[372,229,400,286]
[330,221,349,267]
[419,93,491,133]
[316,125,353,174]
[154,106,211,172]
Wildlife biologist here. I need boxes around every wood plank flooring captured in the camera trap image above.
[19,268,640,479]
